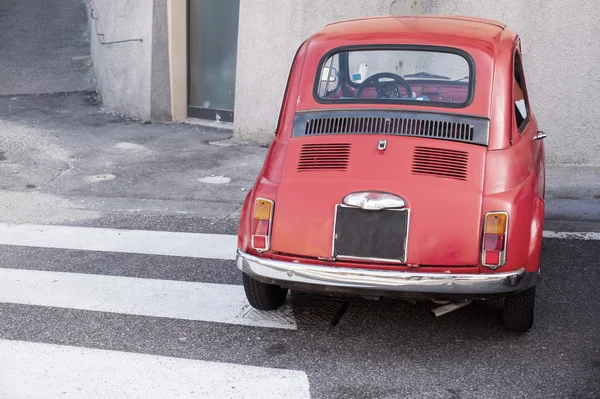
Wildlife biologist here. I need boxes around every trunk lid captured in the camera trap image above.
[270,134,487,266]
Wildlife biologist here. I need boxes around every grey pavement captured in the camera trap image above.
[1,91,600,230]
[0,0,94,96]
[0,91,266,225]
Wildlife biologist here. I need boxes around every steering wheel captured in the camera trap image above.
[355,72,413,99]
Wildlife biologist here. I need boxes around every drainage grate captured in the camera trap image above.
[241,293,349,328]
[243,302,297,328]
[290,292,349,327]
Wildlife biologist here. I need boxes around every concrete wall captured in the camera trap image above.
[233,0,600,166]
[420,0,600,165]
[89,0,171,121]
[150,0,172,121]
[233,0,419,145]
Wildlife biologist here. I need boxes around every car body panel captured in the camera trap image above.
[271,134,487,266]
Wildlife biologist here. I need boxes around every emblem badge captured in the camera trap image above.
[378,139,387,151]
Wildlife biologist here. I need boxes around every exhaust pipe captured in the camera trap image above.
[430,300,473,318]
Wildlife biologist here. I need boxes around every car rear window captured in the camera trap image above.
[315,47,473,108]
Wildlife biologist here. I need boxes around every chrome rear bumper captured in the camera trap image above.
[236,250,537,297]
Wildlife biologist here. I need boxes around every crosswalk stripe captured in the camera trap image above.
[0,224,598,263]
[0,339,311,399]
[0,268,297,330]
[0,223,237,260]
[542,231,600,240]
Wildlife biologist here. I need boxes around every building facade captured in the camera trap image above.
[88,0,600,165]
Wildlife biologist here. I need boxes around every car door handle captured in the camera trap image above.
[533,131,547,140]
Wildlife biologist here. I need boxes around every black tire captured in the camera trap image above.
[242,273,288,310]
[503,286,536,332]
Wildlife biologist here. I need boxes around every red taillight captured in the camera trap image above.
[252,236,266,250]
[251,199,273,253]
[482,212,508,269]
[484,234,505,252]
[484,251,500,266]
[253,220,269,236]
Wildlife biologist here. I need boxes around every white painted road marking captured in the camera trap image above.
[542,231,600,240]
[0,223,237,260]
[0,268,296,330]
[0,224,598,262]
[0,339,311,399]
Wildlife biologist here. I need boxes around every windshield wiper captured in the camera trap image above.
[403,71,451,80]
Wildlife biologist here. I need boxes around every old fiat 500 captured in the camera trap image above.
[236,16,546,332]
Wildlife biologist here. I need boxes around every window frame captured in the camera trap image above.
[317,52,342,98]
[312,44,477,109]
[275,40,306,137]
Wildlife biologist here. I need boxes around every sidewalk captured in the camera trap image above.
[0,92,264,225]
[1,91,599,230]
[545,166,600,226]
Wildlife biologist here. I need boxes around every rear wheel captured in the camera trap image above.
[503,286,536,332]
[242,273,288,310]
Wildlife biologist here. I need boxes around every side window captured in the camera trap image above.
[317,53,340,97]
[513,51,530,133]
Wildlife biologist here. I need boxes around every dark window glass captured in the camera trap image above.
[316,48,473,108]
[513,51,530,131]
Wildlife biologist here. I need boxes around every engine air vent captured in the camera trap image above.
[411,146,469,181]
[293,111,490,146]
[297,143,351,172]
[304,116,475,140]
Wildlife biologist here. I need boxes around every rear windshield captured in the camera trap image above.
[316,48,473,108]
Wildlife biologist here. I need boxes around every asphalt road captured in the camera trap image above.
[0,1,598,396]
[1,214,598,399]
[0,0,93,95]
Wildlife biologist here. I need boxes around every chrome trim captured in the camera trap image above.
[405,205,412,262]
[251,198,274,253]
[336,254,407,265]
[430,300,473,317]
[332,204,410,263]
[533,131,547,140]
[481,211,509,269]
[331,204,339,261]
[342,191,406,210]
[237,250,537,295]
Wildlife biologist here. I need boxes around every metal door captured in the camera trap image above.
[188,0,240,122]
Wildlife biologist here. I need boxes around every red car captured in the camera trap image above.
[236,15,546,332]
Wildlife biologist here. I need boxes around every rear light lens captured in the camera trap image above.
[251,198,273,252]
[485,213,507,235]
[253,220,269,236]
[484,234,505,252]
[484,251,500,266]
[254,200,272,220]
[481,212,508,269]
[252,236,266,250]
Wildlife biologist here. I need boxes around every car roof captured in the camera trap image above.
[292,15,520,138]
[314,15,510,48]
